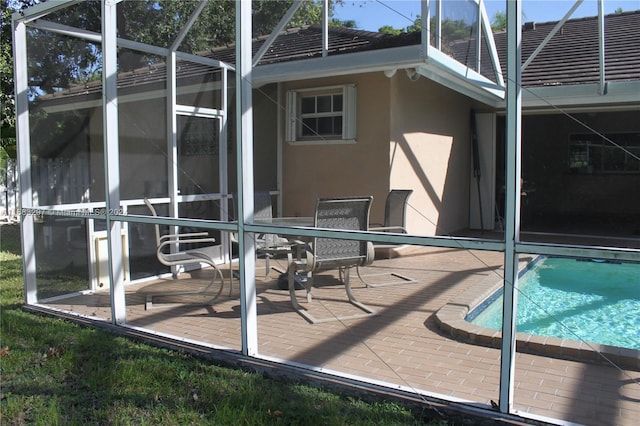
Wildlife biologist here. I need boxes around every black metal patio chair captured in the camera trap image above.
[286,196,376,324]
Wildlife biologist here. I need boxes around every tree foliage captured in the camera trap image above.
[1,0,21,159]
[378,14,475,44]
[491,11,507,31]
[2,0,340,160]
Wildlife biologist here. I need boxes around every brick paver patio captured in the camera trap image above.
[44,246,640,426]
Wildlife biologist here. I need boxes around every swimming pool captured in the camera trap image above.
[467,257,640,350]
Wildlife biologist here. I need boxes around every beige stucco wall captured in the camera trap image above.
[82,70,475,237]
[279,71,474,236]
[280,73,392,220]
[252,84,279,193]
[388,75,473,236]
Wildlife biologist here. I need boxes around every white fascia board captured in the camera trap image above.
[425,48,505,99]
[252,45,424,86]
[253,44,505,105]
[503,81,640,110]
[417,63,504,107]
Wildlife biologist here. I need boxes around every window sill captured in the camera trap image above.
[287,139,356,146]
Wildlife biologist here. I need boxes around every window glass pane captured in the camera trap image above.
[334,116,343,135]
[317,117,334,135]
[603,145,625,172]
[589,143,603,171]
[302,118,317,136]
[301,97,315,114]
[569,144,588,170]
[292,87,352,141]
[333,94,343,112]
[627,145,640,171]
[178,116,218,156]
[317,95,332,113]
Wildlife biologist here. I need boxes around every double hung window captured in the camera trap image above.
[286,85,356,144]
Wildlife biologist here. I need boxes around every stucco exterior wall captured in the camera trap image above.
[280,73,391,220]
[252,84,279,194]
[279,72,474,235]
[388,75,473,236]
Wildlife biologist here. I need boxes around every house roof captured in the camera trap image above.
[205,10,640,88]
[39,10,639,110]
[207,26,421,65]
[494,11,640,88]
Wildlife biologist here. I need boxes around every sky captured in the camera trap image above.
[332,0,640,31]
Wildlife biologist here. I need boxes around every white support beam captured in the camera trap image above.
[522,0,584,71]
[475,0,483,72]
[236,0,258,357]
[30,19,232,70]
[11,0,79,23]
[478,0,505,87]
[102,0,126,324]
[499,0,523,415]
[598,0,606,94]
[322,0,329,57]
[166,50,180,276]
[435,0,442,50]
[423,0,430,55]
[219,69,231,261]
[29,19,102,43]
[12,18,37,305]
[171,0,207,51]
[252,1,304,67]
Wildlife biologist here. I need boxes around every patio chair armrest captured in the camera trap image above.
[159,231,210,243]
[157,237,216,254]
[369,225,407,233]
[365,241,374,265]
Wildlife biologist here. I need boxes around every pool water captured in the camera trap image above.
[467,257,640,350]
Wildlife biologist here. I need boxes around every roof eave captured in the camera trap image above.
[498,80,640,111]
[252,45,424,86]
[252,44,506,106]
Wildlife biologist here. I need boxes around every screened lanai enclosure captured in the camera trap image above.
[12,1,640,425]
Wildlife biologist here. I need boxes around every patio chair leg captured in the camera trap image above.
[355,265,417,288]
[343,268,376,315]
[145,265,226,310]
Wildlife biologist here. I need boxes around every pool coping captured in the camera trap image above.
[434,264,640,372]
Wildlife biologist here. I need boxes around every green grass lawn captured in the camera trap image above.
[0,223,483,425]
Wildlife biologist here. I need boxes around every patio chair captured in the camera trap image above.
[286,196,376,324]
[144,198,226,309]
[357,189,417,287]
[230,191,290,279]
[370,189,413,234]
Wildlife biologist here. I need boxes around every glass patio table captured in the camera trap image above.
[253,217,314,287]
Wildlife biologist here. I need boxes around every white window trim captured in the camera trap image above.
[286,84,356,145]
